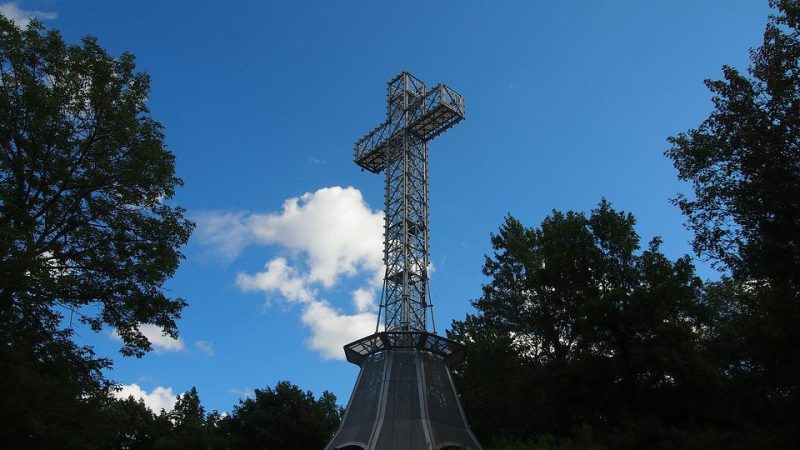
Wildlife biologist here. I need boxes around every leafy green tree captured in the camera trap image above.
[0,333,113,448]
[153,387,226,449]
[666,0,800,442]
[99,395,173,450]
[450,201,713,448]
[666,0,800,284]
[0,16,192,446]
[222,381,343,450]
[170,387,206,429]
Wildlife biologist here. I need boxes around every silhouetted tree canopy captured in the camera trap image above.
[450,201,721,449]
[667,0,800,443]
[221,381,343,450]
[449,2,800,448]
[0,15,192,446]
[0,15,193,358]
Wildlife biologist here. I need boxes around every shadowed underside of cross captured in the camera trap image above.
[326,73,481,450]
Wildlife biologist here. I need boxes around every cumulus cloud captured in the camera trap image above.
[197,187,383,284]
[196,186,384,359]
[301,301,376,359]
[112,324,185,353]
[246,187,383,286]
[0,2,56,27]
[352,287,376,313]
[236,257,315,302]
[113,384,178,413]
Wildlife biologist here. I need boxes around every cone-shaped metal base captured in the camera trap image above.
[326,335,482,450]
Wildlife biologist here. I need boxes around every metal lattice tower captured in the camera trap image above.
[326,73,481,450]
[355,72,464,332]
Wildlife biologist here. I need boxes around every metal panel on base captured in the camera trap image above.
[326,347,481,450]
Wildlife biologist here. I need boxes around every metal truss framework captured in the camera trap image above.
[344,331,466,366]
[326,72,480,450]
[355,72,465,332]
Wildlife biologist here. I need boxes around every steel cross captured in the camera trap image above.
[354,72,465,332]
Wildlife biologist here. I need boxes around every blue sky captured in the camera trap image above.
[3,1,772,413]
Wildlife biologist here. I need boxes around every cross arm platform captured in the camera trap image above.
[354,83,465,174]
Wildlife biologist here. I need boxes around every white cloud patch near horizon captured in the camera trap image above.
[111,324,185,353]
[195,186,383,359]
[113,384,178,413]
[0,2,56,27]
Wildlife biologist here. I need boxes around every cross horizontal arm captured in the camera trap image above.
[354,83,465,173]
[407,84,465,142]
[354,120,402,173]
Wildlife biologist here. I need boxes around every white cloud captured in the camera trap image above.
[237,259,378,358]
[352,287,376,312]
[197,187,383,285]
[236,257,314,302]
[139,324,185,352]
[0,2,56,27]
[195,340,214,356]
[196,186,384,360]
[113,384,178,413]
[301,301,376,359]
[246,186,383,287]
[111,324,185,353]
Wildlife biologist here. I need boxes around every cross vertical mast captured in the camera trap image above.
[355,72,464,332]
[328,71,481,450]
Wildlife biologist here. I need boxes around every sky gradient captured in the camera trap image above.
[3,1,773,414]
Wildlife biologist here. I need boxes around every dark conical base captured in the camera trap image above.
[326,333,482,450]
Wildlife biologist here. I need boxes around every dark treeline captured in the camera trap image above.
[2,1,800,449]
[0,372,342,449]
[106,383,341,450]
[449,1,800,448]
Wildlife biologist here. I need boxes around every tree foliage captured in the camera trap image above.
[666,0,800,439]
[0,16,193,358]
[666,0,800,286]
[93,382,342,450]
[451,2,800,448]
[0,15,193,446]
[450,202,719,449]
[221,381,343,450]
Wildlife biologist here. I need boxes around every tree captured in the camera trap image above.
[0,16,192,445]
[666,0,800,441]
[100,395,172,450]
[222,381,343,450]
[152,387,226,449]
[666,1,800,285]
[450,201,715,448]
[0,335,114,448]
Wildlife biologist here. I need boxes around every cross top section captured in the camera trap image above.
[354,72,464,332]
[355,72,464,174]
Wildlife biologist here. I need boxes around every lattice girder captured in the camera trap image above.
[355,74,465,175]
[327,72,480,450]
[354,72,464,333]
